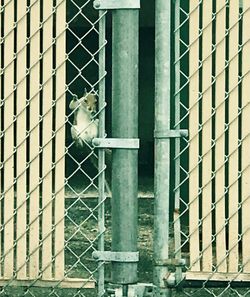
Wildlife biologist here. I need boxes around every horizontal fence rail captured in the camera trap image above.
[172,0,250,295]
[0,0,107,295]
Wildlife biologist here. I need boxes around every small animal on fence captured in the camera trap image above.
[69,89,111,194]
[69,89,99,147]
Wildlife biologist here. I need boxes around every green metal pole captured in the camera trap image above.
[154,0,172,296]
[111,9,139,285]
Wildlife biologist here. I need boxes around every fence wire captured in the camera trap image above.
[0,0,107,296]
[172,0,250,296]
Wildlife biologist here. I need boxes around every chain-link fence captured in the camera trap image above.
[0,0,107,296]
[170,0,250,296]
[3,0,250,296]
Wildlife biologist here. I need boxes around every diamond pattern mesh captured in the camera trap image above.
[172,1,250,295]
[0,0,107,296]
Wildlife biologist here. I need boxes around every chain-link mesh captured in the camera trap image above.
[0,0,107,296]
[171,0,250,296]
[6,0,250,296]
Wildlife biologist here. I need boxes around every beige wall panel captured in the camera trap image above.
[201,0,213,272]
[54,0,66,279]
[3,0,14,278]
[189,0,200,271]
[29,0,41,279]
[42,0,53,279]
[215,0,227,273]
[241,0,250,273]
[16,0,27,279]
[228,1,239,273]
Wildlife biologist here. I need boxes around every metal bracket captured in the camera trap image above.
[93,0,140,10]
[154,129,188,139]
[92,138,140,149]
[164,272,185,288]
[92,251,139,262]
[154,258,186,267]
[112,283,155,297]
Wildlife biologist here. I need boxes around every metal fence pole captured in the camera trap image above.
[111,9,139,285]
[174,0,182,284]
[154,0,172,296]
[98,9,107,297]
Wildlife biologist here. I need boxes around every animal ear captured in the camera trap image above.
[84,88,87,95]
[69,94,78,109]
[69,99,77,110]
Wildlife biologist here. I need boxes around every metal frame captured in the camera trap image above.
[111,7,139,287]
[153,0,172,296]
[97,7,107,297]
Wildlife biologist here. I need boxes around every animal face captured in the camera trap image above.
[69,90,99,144]
[69,91,98,116]
[82,93,97,115]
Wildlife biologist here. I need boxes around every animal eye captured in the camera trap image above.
[84,98,87,102]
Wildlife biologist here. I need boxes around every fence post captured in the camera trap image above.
[111,9,139,285]
[98,9,106,297]
[154,0,172,296]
